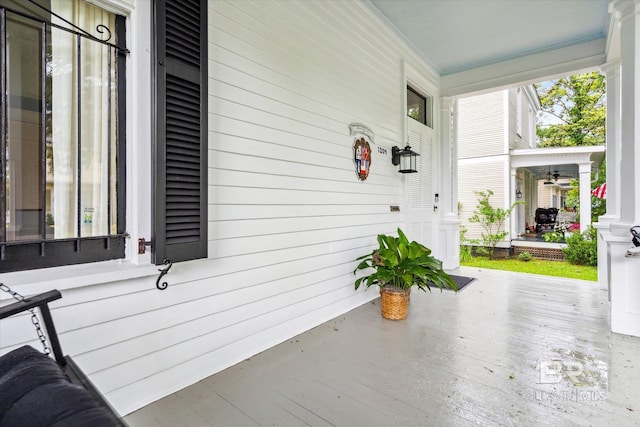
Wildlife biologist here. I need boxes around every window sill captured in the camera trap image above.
[0,260,159,300]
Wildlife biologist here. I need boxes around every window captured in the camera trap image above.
[0,0,126,272]
[407,85,432,128]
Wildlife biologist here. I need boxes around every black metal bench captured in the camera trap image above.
[0,290,125,426]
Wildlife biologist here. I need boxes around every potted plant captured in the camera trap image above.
[353,228,457,320]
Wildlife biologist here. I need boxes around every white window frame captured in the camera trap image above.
[0,0,158,296]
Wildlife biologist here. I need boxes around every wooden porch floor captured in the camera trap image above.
[125,267,640,426]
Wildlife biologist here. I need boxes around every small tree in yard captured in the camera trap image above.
[469,190,523,259]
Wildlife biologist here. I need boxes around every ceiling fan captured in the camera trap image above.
[543,167,572,184]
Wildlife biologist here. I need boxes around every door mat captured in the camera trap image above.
[439,275,476,292]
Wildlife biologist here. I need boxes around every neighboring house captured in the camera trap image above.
[458,86,540,246]
[458,86,604,245]
[0,0,638,419]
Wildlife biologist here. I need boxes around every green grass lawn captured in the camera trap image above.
[461,257,597,282]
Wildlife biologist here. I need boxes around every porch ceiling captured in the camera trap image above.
[366,0,610,86]
[511,146,606,181]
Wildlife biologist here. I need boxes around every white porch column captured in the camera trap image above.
[438,97,461,270]
[615,0,640,225]
[595,61,621,291]
[607,0,640,337]
[578,162,592,232]
[510,167,517,238]
[601,61,621,219]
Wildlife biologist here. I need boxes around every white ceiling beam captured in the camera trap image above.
[440,39,607,97]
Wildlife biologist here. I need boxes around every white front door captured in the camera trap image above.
[405,118,435,249]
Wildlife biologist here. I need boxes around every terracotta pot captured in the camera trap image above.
[379,287,411,320]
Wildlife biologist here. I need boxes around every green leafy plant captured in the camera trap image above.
[517,252,533,262]
[563,226,598,266]
[468,190,523,260]
[459,225,473,263]
[543,231,564,243]
[353,228,457,292]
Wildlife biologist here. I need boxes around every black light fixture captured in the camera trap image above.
[515,188,523,199]
[391,145,419,173]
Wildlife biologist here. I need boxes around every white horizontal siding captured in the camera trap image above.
[508,88,519,148]
[0,0,441,418]
[458,91,506,159]
[537,181,564,209]
[208,1,400,141]
[458,157,509,242]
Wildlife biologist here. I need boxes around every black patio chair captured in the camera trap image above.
[535,207,559,233]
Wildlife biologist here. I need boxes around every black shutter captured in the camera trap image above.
[152,0,207,264]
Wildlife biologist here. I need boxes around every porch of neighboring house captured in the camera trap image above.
[510,146,605,237]
[511,205,578,260]
[124,267,640,426]
[511,238,566,261]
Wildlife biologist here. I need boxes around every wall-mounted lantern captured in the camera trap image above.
[391,145,419,173]
[515,188,523,199]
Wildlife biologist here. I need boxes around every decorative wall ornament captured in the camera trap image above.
[353,137,372,181]
[350,123,374,181]
[349,123,374,141]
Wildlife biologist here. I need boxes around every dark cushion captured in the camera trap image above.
[535,207,559,224]
[0,345,121,426]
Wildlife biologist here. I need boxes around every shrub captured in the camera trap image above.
[468,189,523,260]
[543,231,563,243]
[518,252,533,262]
[459,225,473,263]
[563,226,597,266]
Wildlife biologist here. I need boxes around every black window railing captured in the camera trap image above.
[0,1,127,272]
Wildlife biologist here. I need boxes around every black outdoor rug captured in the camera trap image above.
[442,274,476,292]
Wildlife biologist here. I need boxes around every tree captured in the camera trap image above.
[536,72,606,223]
[536,72,605,147]
[469,190,523,260]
